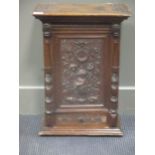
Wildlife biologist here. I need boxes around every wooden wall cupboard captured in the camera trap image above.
[33,3,131,136]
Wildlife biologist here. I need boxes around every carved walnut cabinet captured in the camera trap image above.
[33,3,131,136]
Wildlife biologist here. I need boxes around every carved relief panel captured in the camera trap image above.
[43,27,113,128]
[58,38,105,106]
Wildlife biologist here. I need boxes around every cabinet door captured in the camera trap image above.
[45,25,113,128]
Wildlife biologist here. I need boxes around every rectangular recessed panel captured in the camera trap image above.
[58,38,105,106]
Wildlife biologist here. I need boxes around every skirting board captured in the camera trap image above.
[19,86,135,115]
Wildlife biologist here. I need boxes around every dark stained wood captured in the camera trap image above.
[33,3,131,16]
[33,3,130,136]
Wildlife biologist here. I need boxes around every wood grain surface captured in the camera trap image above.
[33,3,131,17]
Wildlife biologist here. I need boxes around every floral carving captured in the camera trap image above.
[60,38,104,105]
